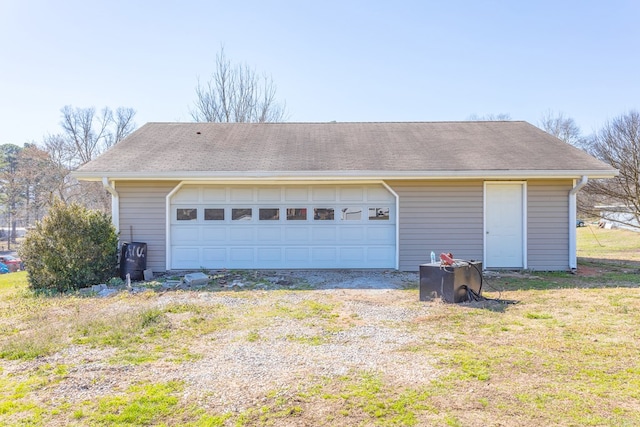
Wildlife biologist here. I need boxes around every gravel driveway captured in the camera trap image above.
[4,269,443,424]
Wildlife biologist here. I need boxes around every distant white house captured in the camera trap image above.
[595,205,640,231]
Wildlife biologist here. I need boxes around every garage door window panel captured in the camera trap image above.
[314,208,334,220]
[368,207,390,220]
[177,208,197,221]
[287,208,307,220]
[205,208,225,221]
[232,208,253,221]
[341,207,362,221]
[259,208,280,220]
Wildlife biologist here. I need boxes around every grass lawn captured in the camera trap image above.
[577,223,640,263]
[0,227,638,426]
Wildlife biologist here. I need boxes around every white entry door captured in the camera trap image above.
[484,182,526,268]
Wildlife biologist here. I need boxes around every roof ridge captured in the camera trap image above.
[145,120,528,125]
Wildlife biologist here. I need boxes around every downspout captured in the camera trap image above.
[568,176,588,271]
[102,177,119,234]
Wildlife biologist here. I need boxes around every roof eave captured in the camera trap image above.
[72,169,619,182]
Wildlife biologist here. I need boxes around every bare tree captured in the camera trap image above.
[59,105,137,166]
[190,47,287,123]
[467,113,512,121]
[60,106,109,165]
[105,107,137,149]
[539,110,583,146]
[584,110,640,228]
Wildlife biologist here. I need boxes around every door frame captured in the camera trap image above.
[483,181,527,269]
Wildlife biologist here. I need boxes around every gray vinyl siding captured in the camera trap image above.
[115,179,572,273]
[116,181,180,272]
[390,180,484,271]
[527,179,571,270]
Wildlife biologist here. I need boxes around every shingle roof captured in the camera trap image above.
[74,121,617,180]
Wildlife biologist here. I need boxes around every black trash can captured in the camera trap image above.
[120,242,147,281]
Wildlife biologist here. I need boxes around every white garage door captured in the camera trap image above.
[170,184,396,269]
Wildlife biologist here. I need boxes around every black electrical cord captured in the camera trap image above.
[440,258,517,304]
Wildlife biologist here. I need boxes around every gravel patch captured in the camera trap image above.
[6,270,441,417]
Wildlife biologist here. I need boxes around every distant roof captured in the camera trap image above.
[74,121,617,181]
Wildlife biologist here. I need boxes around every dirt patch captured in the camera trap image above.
[575,265,603,277]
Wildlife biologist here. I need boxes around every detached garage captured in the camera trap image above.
[74,121,617,272]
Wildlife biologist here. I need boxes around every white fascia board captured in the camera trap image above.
[72,169,619,182]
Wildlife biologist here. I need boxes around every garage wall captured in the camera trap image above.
[390,180,484,271]
[116,181,179,272]
[390,179,572,271]
[527,179,571,270]
[115,178,573,273]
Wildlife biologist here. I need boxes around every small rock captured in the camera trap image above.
[162,280,180,289]
[184,272,210,286]
[143,269,154,281]
[91,284,107,293]
[78,288,93,296]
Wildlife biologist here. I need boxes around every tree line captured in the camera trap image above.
[0,106,136,249]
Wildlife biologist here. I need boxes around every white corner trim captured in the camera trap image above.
[102,177,119,233]
[568,176,588,270]
[381,181,400,270]
[165,182,186,271]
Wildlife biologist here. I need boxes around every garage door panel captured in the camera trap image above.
[230,227,254,241]
[203,227,226,241]
[312,247,337,263]
[257,227,282,241]
[170,184,396,269]
[172,227,200,244]
[340,247,365,262]
[173,247,200,267]
[203,248,227,263]
[312,227,337,242]
[368,246,395,262]
[312,187,336,201]
[258,247,282,262]
[230,248,254,262]
[340,187,364,201]
[258,188,281,201]
[230,188,253,202]
[367,226,395,242]
[173,187,199,203]
[285,227,309,242]
[285,247,309,262]
[203,188,226,202]
[285,187,308,201]
[340,226,365,241]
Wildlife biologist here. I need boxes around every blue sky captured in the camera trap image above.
[1,0,638,145]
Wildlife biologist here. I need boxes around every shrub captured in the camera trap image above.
[18,200,118,292]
